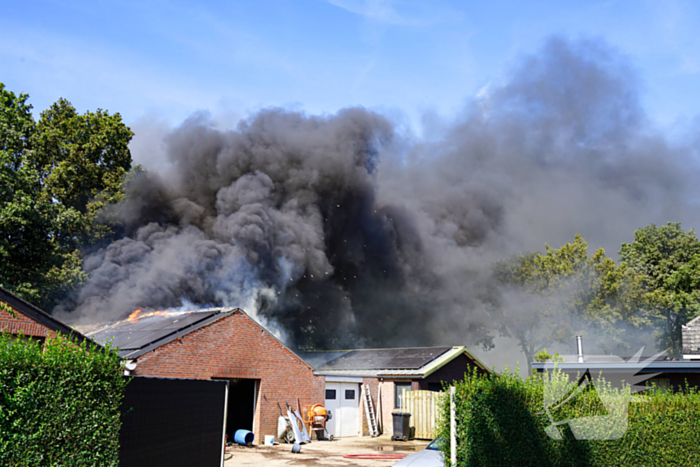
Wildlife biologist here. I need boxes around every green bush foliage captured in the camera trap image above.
[0,333,127,466]
[438,368,700,467]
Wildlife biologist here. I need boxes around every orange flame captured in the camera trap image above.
[127,308,143,323]
[127,308,187,323]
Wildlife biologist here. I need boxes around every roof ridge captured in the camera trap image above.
[305,345,457,353]
[0,286,90,344]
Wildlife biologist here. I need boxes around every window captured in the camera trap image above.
[325,389,336,400]
[395,382,412,409]
[345,389,355,400]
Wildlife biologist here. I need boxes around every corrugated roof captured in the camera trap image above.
[535,355,670,364]
[533,361,700,372]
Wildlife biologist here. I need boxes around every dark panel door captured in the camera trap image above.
[120,376,227,467]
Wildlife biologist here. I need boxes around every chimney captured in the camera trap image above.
[576,336,584,363]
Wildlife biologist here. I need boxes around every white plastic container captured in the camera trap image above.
[264,435,274,446]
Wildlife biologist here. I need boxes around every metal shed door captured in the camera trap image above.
[325,382,359,437]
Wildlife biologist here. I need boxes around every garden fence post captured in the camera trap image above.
[450,386,456,466]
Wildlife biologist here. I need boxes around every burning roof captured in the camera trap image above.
[86,308,235,358]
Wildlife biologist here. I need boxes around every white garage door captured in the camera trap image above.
[325,382,359,437]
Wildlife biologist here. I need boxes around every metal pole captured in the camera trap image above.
[576,336,584,363]
[450,386,456,466]
[221,380,229,467]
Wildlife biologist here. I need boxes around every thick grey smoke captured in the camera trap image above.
[59,37,699,356]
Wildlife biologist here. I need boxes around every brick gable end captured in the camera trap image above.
[0,307,52,337]
[132,310,324,443]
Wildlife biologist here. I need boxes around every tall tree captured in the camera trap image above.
[0,84,34,158]
[0,84,51,304]
[661,255,700,354]
[620,222,700,357]
[0,84,133,310]
[495,234,648,373]
[31,98,132,214]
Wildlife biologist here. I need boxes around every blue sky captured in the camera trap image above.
[2,0,700,136]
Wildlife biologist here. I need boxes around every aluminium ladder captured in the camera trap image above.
[362,385,379,437]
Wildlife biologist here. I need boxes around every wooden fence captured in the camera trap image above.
[400,390,445,440]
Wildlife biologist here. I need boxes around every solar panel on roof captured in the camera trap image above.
[114,330,177,349]
[89,311,223,352]
[321,347,452,370]
[167,312,218,328]
[105,319,148,332]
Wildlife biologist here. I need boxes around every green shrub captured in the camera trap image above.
[437,368,700,467]
[0,333,127,466]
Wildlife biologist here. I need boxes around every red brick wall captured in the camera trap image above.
[378,380,393,434]
[132,310,325,444]
[0,307,52,338]
[378,378,415,435]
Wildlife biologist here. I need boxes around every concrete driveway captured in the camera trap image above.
[224,435,430,466]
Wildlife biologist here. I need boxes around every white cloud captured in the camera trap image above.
[327,0,460,26]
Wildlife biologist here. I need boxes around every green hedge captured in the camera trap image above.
[437,369,700,467]
[0,333,127,466]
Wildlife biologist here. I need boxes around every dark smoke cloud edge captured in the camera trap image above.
[58,37,700,360]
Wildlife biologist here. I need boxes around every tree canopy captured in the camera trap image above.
[620,222,700,357]
[494,234,649,372]
[0,83,133,310]
[495,223,700,367]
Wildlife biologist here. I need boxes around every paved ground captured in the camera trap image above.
[224,435,430,466]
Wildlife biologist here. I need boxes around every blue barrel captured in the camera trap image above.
[234,429,255,446]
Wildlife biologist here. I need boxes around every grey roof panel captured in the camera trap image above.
[108,331,174,350]
[114,319,155,332]
[320,347,452,371]
[533,361,700,372]
[87,310,226,358]
[142,313,209,330]
[298,351,350,370]
[130,319,172,331]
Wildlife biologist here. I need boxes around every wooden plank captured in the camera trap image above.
[418,395,423,438]
[400,390,442,440]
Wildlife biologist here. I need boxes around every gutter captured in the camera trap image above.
[314,346,492,379]
[532,362,700,373]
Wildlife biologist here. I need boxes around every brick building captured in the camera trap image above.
[86,308,324,444]
[86,306,489,442]
[0,286,89,344]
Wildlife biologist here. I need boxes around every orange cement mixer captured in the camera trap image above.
[305,404,333,440]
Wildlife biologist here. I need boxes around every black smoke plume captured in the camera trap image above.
[58,37,700,354]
